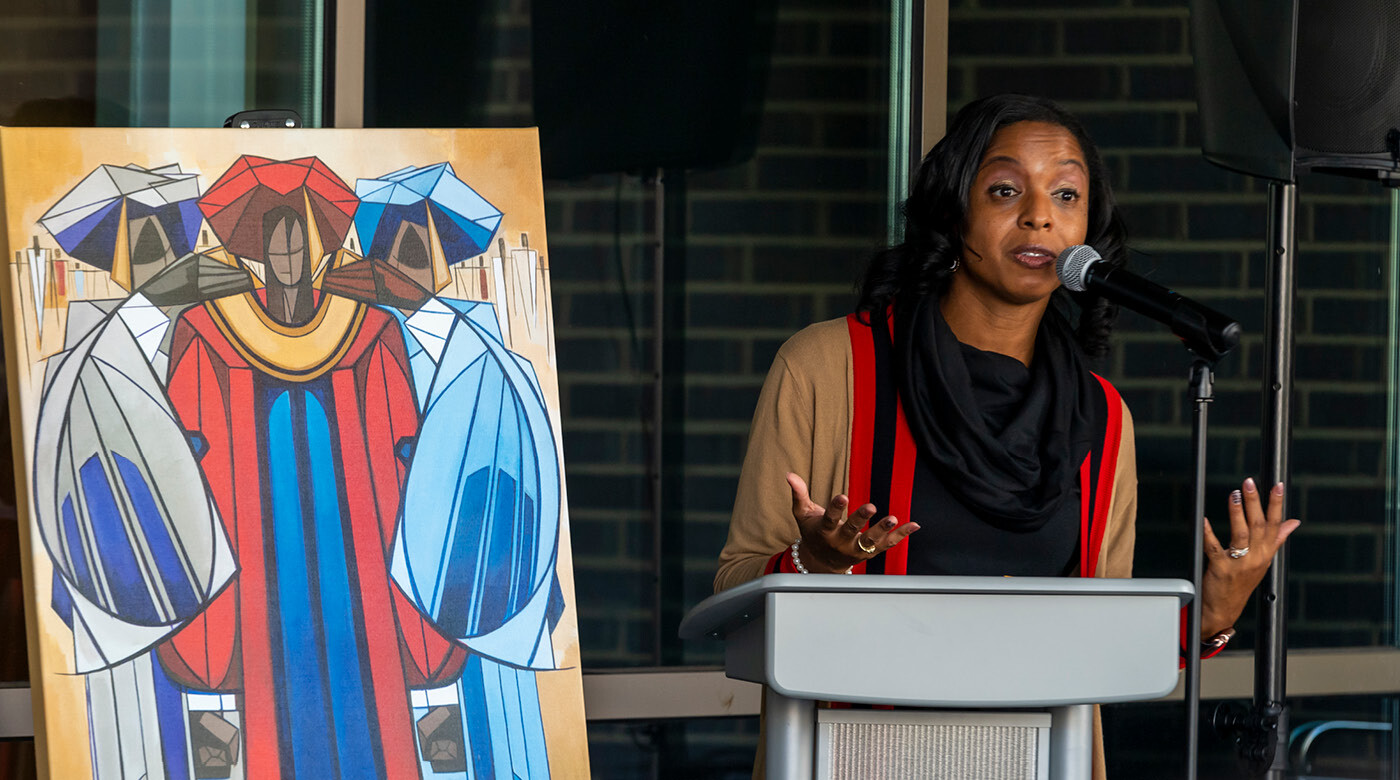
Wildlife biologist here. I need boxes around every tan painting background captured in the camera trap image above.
[0,127,587,779]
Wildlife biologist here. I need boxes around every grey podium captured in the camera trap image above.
[679,574,1193,780]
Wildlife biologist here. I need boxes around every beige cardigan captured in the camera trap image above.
[715,316,1139,779]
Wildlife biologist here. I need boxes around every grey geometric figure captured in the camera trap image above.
[45,298,130,397]
[156,303,195,363]
[64,299,126,351]
[33,312,235,669]
[135,252,255,306]
[415,705,467,773]
[190,711,240,779]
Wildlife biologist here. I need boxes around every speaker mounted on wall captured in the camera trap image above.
[1192,0,1400,184]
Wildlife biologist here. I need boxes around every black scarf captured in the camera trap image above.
[894,294,1101,531]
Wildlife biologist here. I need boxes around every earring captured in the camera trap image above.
[948,257,960,273]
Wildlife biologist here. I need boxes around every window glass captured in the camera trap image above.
[365,0,898,669]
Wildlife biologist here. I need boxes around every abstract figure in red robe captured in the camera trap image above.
[154,156,475,779]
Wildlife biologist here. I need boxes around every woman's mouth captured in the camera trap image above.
[1011,245,1056,268]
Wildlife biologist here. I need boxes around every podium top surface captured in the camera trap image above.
[679,574,1194,641]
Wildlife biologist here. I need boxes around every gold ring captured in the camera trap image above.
[855,534,878,555]
[1227,546,1249,559]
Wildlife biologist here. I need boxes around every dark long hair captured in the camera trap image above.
[856,94,1128,359]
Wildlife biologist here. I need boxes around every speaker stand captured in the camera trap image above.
[1213,180,1295,779]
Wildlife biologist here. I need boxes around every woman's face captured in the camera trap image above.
[954,120,1090,308]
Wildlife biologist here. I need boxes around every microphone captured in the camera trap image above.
[1056,245,1241,363]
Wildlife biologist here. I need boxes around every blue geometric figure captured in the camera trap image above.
[437,467,490,638]
[186,431,209,460]
[150,650,192,780]
[304,392,379,780]
[56,202,121,254]
[40,164,203,270]
[354,163,503,267]
[459,656,497,778]
[266,390,345,774]
[394,301,561,667]
[395,436,415,464]
[79,455,160,625]
[114,452,200,619]
[60,496,96,605]
[51,575,74,628]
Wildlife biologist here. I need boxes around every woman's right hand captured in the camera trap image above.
[786,472,921,573]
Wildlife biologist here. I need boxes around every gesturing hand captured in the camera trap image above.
[1200,478,1301,639]
[786,472,920,573]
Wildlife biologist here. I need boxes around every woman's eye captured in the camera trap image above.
[990,184,1017,198]
[1055,189,1080,202]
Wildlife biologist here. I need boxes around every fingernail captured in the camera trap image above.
[884,517,897,528]
[1244,477,1257,493]
[1230,490,1242,505]
[1273,482,1284,497]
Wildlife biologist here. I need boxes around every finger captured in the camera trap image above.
[860,515,901,546]
[886,520,921,546]
[1275,518,1301,546]
[863,518,923,548]
[789,470,828,537]
[1202,516,1225,558]
[1240,477,1267,544]
[836,502,875,536]
[786,473,832,531]
[1225,486,1248,549]
[823,494,850,528]
[879,518,924,546]
[1265,481,1286,529]
[786,472,814,518]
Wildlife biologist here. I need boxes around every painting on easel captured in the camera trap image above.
[0,127,588,779]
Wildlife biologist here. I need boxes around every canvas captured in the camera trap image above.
[0,127,589,780]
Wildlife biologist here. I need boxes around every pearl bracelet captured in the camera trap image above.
[790,540,853,575]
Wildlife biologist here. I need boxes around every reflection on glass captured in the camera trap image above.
[2,0,324,128]
[1389,188,1400,653]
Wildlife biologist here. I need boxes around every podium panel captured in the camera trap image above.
[681,574,1192,780]
[766,589,1180,706]
[817,710,1050,780]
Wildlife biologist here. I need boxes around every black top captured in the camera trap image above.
[890,296,1107,577]
[903,342,1082,576]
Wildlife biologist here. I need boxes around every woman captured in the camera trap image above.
[715,94,1298,776]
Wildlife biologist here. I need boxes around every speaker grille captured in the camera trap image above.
[823,722,1041,780]
[1296,0,1400,155]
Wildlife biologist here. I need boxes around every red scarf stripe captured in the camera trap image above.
[847,314,878,575]
[1078,454,1094,577]
[1087,374,1124,576]
[846,314,876,510]
[884,397,917,575]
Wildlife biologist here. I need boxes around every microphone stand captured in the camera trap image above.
[1183,358,1216,780]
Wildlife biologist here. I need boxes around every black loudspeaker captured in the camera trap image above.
[531,1,777,180]
[1191,0,1400,182]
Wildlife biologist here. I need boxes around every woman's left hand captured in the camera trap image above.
[1200,478,1302,639]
